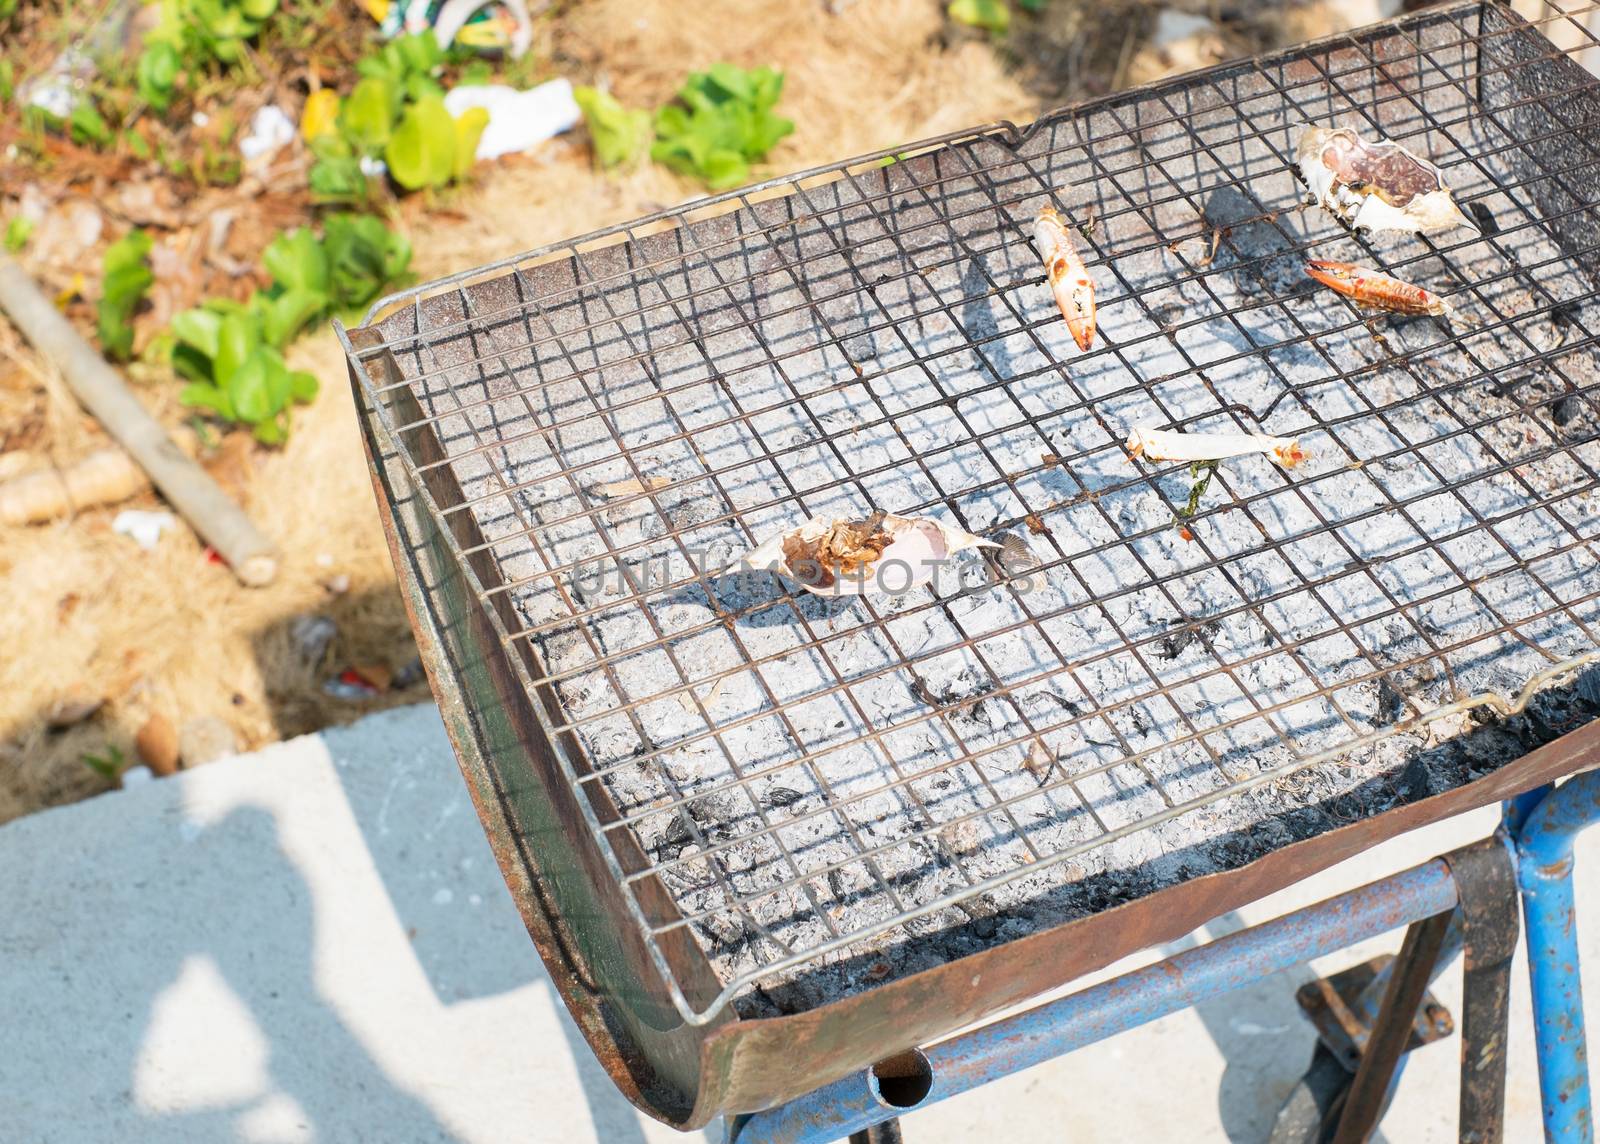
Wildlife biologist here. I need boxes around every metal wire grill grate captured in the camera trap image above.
[345,0,1600,1023]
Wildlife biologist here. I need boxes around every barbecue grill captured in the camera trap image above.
[339,0,1600,1136]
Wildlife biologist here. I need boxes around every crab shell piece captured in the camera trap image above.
[1296,126,1475,234]
[1031,205,1097,351]
[738,513,1000,597]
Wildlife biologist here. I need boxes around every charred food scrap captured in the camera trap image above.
[1296,125,1475,234]
[739,512,998,596]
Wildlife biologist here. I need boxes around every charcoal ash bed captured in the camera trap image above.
[347,1,1600,1031]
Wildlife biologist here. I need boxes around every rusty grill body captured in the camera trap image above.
[342,1,1600,1129]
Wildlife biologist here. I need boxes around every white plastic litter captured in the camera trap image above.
[442,78,581,161]
[26,79,77,120]
[112,510,177,550]
[239,105,296,163]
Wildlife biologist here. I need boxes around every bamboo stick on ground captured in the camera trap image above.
[0,253,279,585]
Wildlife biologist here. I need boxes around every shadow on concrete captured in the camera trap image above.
[0,702,710,1144]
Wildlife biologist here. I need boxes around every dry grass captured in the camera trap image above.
[0,0,1032,823]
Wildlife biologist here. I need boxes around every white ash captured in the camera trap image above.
[382,57,1600,1018]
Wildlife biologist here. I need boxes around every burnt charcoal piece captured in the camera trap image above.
[663,813,694,850]
[1377,678,1408,725]
[1551,393,1582,427]
[765,786,804,808]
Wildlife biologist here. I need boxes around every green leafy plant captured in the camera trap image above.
[82,744,128,781]
[135,0,280,113]
[159,0,280,65]
[319,214,413,309]
[98,230,155,362]
[3,216,32,253]
[307,135,370,205]
[264,214,411,319]
[385,94,486,190]
[574,86,651,170]
[339,76,396,154]
[358,30,444,105]
[947,0,1010,32]
[171,215,410,442]
[173,302,318,444]
[310,32,479,199]
[70,99,113,148]
[137,40,182,112]
[651,64,794,191]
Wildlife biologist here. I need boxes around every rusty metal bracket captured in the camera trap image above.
[1332,911,1457,1143]
[1443,838,1521,1144]
[1296,955,1454,1075]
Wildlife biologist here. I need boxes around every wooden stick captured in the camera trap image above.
[0,253,279,585]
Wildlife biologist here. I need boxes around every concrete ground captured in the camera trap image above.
[3,703,1597,1143]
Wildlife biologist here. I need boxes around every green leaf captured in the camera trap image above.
[452,106,489,182]
[179,381,232,419]
[70,100,113,148]
[947,0,1010,31]
[263,288,328,348]
[339,77,395,154]
[263,227,329,295]
[701,149,748,191]
[651,64,794,189]
[226,352,272,424]
[1016,0,1047,9]
[4,216,33,253]
[573,86,651,170]
[385,94,457,190]
[262,350,294,410]
[289,369,319,402]
[172,307,223,360]
[214,311,261,386]
[136,41,181,112]
[97,230,154,362]
[252,416,287,445]
[308,135,369,206]
[322,213,412,308]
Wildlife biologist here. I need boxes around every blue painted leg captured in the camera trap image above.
[1513,773,1600,1142]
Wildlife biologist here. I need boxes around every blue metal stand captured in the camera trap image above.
[1512,775,1600,1141]
[729,771,1600,1144]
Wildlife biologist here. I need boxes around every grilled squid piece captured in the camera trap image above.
[1031,204,1097,351]
[1126,425,1307,469]
[738,512,999,597]
[1296,126,1474,234]
[1304,259,1450,317]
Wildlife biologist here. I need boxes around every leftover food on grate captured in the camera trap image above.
[739,512,999,596]
[1304,259,1452,317]
[1031,202,1098,351]
[1296,125,1476,233]
[1125,424,1309,468]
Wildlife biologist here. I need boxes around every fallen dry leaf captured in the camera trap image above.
[1024,737,1055,780]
